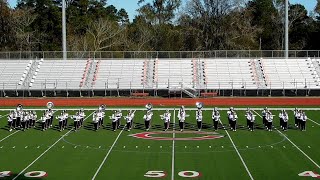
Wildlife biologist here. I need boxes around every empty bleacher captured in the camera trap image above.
[30,60,87,90]
[0,58,319,93]
[0,60,29,90]
[93,59,145,89]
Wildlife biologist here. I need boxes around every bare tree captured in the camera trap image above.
[12,8,38,51]
[86,18,126,51]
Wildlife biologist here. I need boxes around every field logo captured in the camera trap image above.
[298,171,320,178]
[130,131,224,141]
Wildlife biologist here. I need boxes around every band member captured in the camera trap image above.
[245,110,255,131]
[294,108,300,128]
[262,107,268,127]
[125,110,135,131]
[161,110,171,131]
[41,111,47,131]
[31,111,37,128]
[229,110,238,131]
[63,110,69,130]
[227,107,234,127]
[56,112,64,132]
[92,111,99,131]
[79,109,85,127]
[246,108,251,128]
[48,109,53,128]
[21,112,28,131]
[146,103,153,114]
[97,110,104,129]
[116,110,122,128]
[72,112,81,131]
[300,111,307,131]
[279,110,284,129]
[178,106,186,131]
[196,109,203,131]
[16,108,23,128]
[110,110,118,131]
[12,110,17,129]
[266,110,273,131]
[7,111,14,132]
[129,110,135,129]
[280,110,289,131]
[143,111,153,131]
[212,107,220,131]
[27,111,33,129]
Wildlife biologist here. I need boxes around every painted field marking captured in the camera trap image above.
[308,118,320,126]
[253,110,320,169]
[0,131,20,143]
[91,126,125,180]
[219,119,254,180]
[12,111,94,180]
[0,113,9,119]
[171,108,176,180]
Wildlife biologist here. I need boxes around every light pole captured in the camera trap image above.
[62,0,67,60]
[285,0,289,59]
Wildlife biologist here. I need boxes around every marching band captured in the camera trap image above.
[2,102,311,133]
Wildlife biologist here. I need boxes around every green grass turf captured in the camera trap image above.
[0,108,320,179]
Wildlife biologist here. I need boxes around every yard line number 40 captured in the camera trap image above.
[145,170,201,178]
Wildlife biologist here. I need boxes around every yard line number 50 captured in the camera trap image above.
[145,170,201,178]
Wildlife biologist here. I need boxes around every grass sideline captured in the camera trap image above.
[0,107,320,179]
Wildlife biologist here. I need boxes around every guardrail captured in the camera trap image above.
[0,50,320,59]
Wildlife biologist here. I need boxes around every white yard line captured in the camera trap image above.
[308,118,320,126]
[12,111,94,180]
[0,130,20,143]
[0,113,9,119]
[253,110,320,169]
[171,109,176,180]
[219,119,254,180]
[91,126,125,180]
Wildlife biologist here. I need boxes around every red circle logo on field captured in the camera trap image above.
[129,131,225,141]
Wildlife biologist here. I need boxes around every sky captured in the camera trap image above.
[7,0,318,21]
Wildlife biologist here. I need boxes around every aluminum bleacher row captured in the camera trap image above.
[0,58,319,91]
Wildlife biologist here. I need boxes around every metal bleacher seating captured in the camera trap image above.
[93,59,145,89]
[204,59,256,89]
[30,60,87,90]
[154,59,194,89]
[0,58,319,92]
[0,60,29,90]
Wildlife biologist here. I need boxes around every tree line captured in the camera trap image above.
[0,0,320,52]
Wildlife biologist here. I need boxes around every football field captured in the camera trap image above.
[1,107,320,180]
